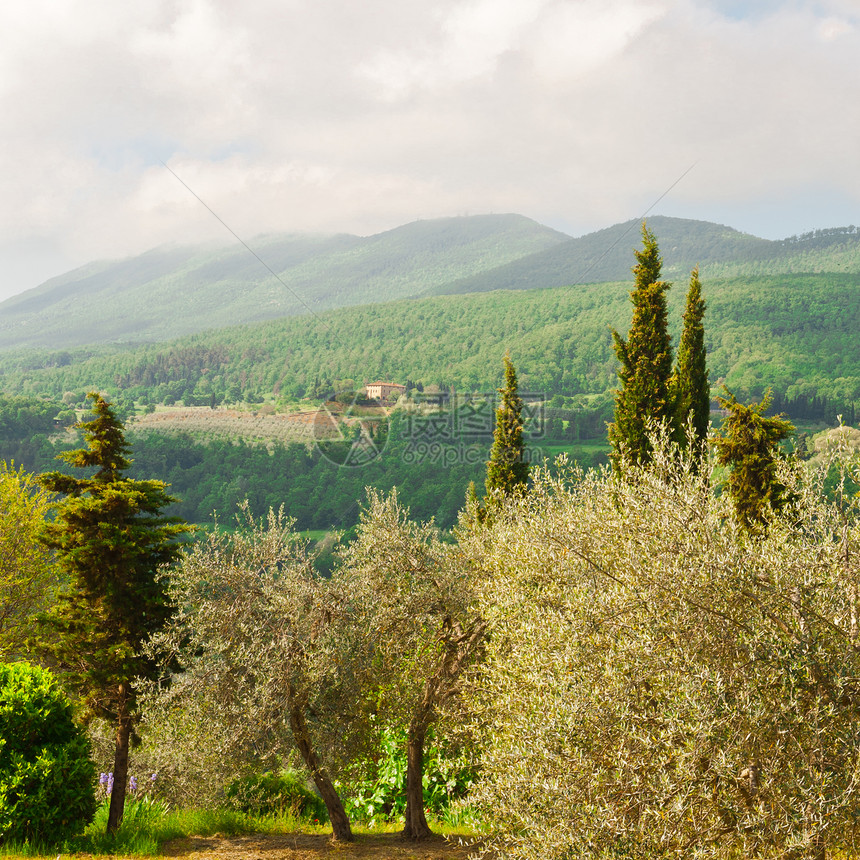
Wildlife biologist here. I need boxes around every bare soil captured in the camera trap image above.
[161,832,483,860]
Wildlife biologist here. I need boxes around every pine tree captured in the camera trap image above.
[485,352,529,503]
[608,223,674,470]
[36,393,191,833]
[713,388,795,533]
[673,266,710,455]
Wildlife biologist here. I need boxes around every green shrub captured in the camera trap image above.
[344,728,477,824]
[226,770,327,821]
[0,662,96,845]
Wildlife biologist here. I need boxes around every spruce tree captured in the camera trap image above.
[673,266,710,454]
[485,352,529,502]
[608,223,674,469]
[36,393,191,833]
[713,389,795,533]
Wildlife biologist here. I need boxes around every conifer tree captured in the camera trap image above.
[485,352,529,502]
[713,389,795,533]
[609,223,674,469]
[36,393,191,833]
[673,266,710,454]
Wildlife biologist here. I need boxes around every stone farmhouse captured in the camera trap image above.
[365,381,407,401]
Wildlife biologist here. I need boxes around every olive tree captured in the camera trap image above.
[148,505,356,841]
[337,490,484,840]
[462,435,860,860]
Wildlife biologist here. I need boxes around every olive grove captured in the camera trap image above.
[459,434,860,860]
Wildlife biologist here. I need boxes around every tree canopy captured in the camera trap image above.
[338,490,484,839]
[0,462,56,659]
[485,352,529,503]
[150,504,356,841]
[462,436,860,860]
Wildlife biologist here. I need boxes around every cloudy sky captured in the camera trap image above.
[0,0,858,301]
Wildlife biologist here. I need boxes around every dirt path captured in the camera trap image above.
[162,832,484,860]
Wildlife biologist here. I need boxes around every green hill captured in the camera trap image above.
[0,215,568,350]
[4,270,860,420]
[5,213,860,354]
[421,217,860,297]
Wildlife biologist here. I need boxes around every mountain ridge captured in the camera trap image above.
[0,214,568,350]
[3,213,860,352]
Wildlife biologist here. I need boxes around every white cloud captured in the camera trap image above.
[817,15,854,40]
[528,0,667,81]
[355,0,546,98]
[0,0,859,300]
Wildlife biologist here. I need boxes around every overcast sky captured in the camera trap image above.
[0,0,858,301]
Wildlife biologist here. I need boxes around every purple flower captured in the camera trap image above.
[99,773,108,785]
[130,776,138,793]
[150,772,158,782]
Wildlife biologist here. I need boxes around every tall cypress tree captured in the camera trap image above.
[485,352,529,502]
[608,223,674,470]
[673,266,710,455]
[37,393,191,833]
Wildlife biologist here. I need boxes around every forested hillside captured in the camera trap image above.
[4,221,860,533]
[3,271,860,420]
[422,218,860,296]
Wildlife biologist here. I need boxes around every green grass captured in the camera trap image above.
[534,440,611,458]
[0,797,481,857]
[0,798,313,857]
[299,529,331,542]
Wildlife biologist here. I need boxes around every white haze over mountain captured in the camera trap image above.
[0,0,858,301]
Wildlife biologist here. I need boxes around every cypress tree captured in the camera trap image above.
[485,352,529,502]
[36,393,191,833]
[673,266,710,455]
[608,223,674,470]
[713,388,795,533]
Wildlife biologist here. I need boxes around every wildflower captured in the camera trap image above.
[130,776,138,793]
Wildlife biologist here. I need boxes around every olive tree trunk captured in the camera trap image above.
[402,718,433,840]
[288,696,353,841]
[402,618,487,841]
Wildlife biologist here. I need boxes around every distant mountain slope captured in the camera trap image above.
[0,214,569,350]
[421,217,860,297]
[4,213,860,353]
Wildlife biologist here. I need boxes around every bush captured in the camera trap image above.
[344,728,476,825]
[0,662,96,845]
[226,770,328,821]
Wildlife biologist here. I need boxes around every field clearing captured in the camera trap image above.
[129,406,347,447]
